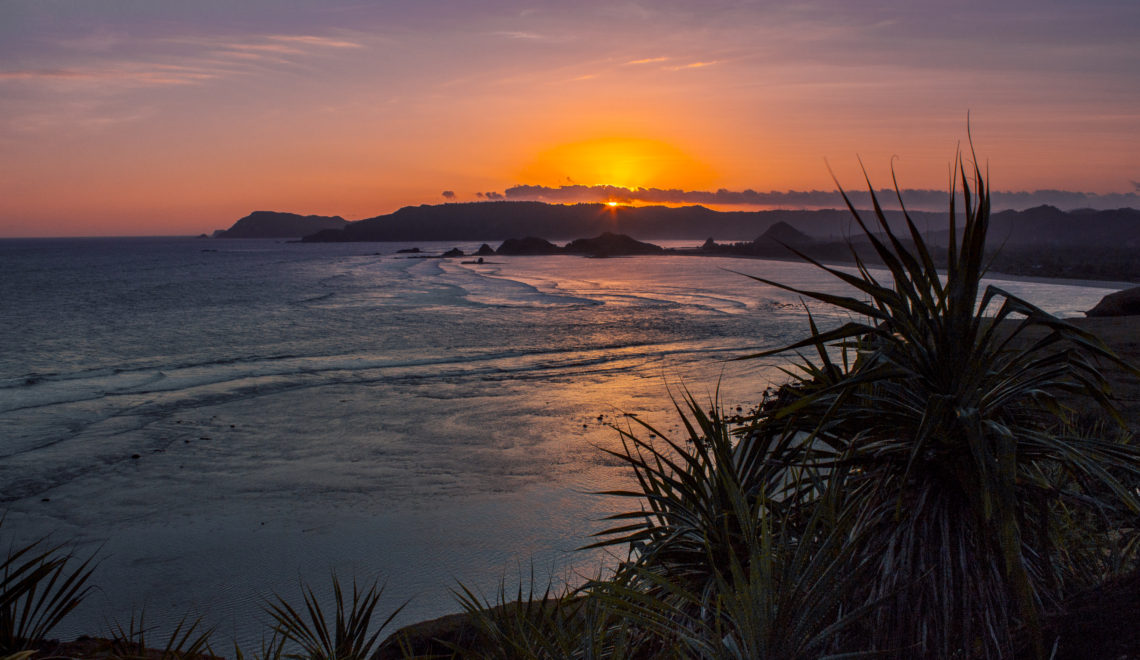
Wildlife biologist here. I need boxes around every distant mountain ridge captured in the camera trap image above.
[296,201,943,243]
[212,201,1139,249]
[989,205,1140,247]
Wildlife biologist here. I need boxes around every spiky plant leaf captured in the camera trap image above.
[267,574,404,660]
[451,571,636,660]
[107,612,215,660]
[1,527,97,653]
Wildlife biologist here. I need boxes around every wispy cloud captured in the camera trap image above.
[266,35,363,49]
[626,56,668,65]
[0,32,366,91]
[223,42,304,54]
[493,31,546,41]
[0,70,95,82]
[0,66,217,86]
[667,60,718,70]
[6,100,154,134]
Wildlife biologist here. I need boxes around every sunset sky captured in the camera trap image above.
[2,1,1138,237]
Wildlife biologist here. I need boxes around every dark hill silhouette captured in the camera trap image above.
[988,205,1140,247]
[298,201,908,243]
[754,221,815,248]
[216,211,347,238]
[290,200,1136,246]
[213,200,1138,257]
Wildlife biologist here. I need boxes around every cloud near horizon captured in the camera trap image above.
[499,184,1140,212]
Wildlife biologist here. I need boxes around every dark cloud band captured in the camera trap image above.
[499,184,1140,211]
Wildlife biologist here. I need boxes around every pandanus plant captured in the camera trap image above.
[737,149,1140,658]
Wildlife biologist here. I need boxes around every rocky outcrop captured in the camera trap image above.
[215,211,347,238]
[475,243,496,256]
[496,236,561,255]
[1085,286,1140,317]
[563,232,663,256]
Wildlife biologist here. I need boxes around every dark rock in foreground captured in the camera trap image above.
[215,211,347,238]
[1021,568,1140,659]
[1086,286,1140,317]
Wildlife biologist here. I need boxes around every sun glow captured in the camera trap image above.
[519,137,716,190]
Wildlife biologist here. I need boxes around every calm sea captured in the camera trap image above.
[0,236,1116,644]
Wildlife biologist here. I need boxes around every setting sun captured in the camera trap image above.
[518,137,717,190]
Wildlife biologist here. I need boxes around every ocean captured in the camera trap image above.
[0,236,1117,645]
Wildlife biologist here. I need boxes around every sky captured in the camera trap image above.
[1,0,1138,237]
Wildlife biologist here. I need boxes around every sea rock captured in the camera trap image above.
[1085,286,1140,317]
[475,243,495,256]
[441,247,464,258]
[496,236,561,255]
[563,232,663,256]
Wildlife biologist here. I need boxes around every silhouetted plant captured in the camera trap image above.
[1,525,97,654]
[107,612,215,660]
[452,573,637,660]
[588,389,871,658]
[267,574,404,660]
[738,148,1140,657]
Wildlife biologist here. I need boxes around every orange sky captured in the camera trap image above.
[1,2,1138,236]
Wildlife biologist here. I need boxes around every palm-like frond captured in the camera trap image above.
[0,527,97,653]
[267,574,404,660]
[107,612,215,660]
[589,387,836,593]
[451,574,635,660]
[585,387,875,657]
[594,463,875,660]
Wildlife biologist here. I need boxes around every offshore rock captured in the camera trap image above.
[563,232,663,256]
[1086,286,1140,317]
[496,236,561,255]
